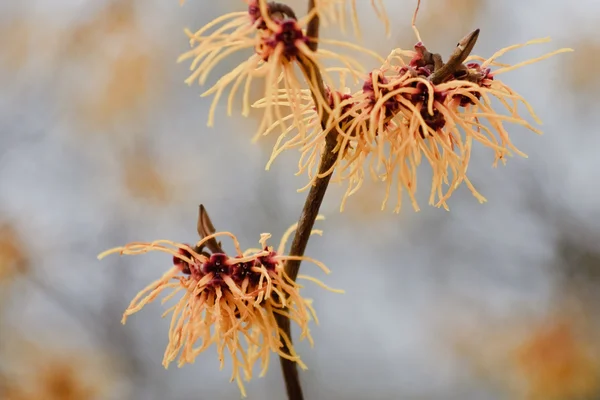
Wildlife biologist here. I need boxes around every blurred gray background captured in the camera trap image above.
[1,0,599,399]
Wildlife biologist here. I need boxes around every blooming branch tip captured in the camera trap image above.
[99,210,340,396]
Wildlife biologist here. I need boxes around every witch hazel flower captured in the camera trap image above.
[377,33,573,212]
[252,56,469,212]
[178,0,380,142]
[250,25,572,214]
[178,1,307,131]
[97,206,342,397]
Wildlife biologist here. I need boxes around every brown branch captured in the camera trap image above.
[268,2,298,20]
[429,29,480,84]
[305,0,320,52]
[275,1,337,399]
[196,205,224,254]
[276,129,337,400]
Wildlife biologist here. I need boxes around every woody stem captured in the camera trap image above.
[275,140,336,400]
[275,1,336,399]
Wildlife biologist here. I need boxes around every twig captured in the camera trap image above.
[275,1,337,399]
[428,29,480,84]
[275,138,337,400]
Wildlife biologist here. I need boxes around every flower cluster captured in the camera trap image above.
[178,0,380,142]
[256,32,572,212]
[98,215,341,397]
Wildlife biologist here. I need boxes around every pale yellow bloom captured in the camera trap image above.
[179,0,382,143]
[379,39,572,212]
[98,218,342,397]
[253,38,572,214]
